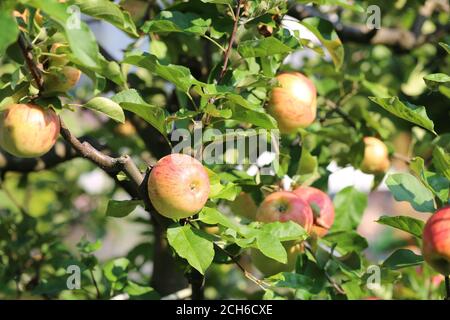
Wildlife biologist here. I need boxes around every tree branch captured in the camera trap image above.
[218,0,242,81]
[17,32,44,92]
[288,3,449,53]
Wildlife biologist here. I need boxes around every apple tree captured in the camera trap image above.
[0,0,449,300]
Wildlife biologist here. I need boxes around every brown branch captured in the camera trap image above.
[0,141,77,173]
[289,4,449,53]
[17,32,44,92]
[218,0,242,82]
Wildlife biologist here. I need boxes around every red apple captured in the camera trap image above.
[251,242,304,276]
[360,137,390,174]
[422,206,450,275]
[267,72,317,134]
[256,191,313,232]
[0,104,60,158]
[148,153,210,219]
[293,186,335,237]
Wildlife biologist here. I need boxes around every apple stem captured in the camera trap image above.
[445,276,450,300]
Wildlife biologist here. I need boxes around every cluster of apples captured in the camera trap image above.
[0,42,80,158]
[251,187,335,276]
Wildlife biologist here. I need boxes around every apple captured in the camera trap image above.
[256,191,313,232]
[360,137,390,174]
[229,192,258,220]
[44,66,81,93]
[293,186,335,237]
[0,104,60,158]
[422,206,450,275]
[251,242,304,276]
[267,72,317,134]
[148,153,210,219]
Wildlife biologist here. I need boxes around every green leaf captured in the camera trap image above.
[142,11,210,36]
[112,88,146,104]
[268,272,315,290]
[237,37,293,58]
[341,280,364,300]
[259,221,308,242]
[376,215,425,239]
[0,7,19,56]
[84,97,125,123]
[112,89,167,136]
[77,239,102,254]
[331,187,368,231]
[167,224,214,274]
[106,200,143,218]
[439,42,450,54]
[382,249,423,270]
[124,281,159,299]
[322,231,368,253]
[74,0,139,37]
[423,73,450,91]
[256,232,287,263]
[24,0,101,68]
[198,206,240,232]
[369,96,436,134]
[410,156,449,203]
[123,52,200,93]
[386,173,435,213]
[228,104,278,129]
[432,147,450,179]
[205,168,239,201]
[439,85,450,98]
[300,17,344,70]
[103,258,130,282]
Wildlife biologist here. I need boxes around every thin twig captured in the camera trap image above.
[323,99,357,128]
[212,242,269,290]
[218,0,242,82]
[392,152,412,165]
[17,32,44,92]
[89,269,101,299]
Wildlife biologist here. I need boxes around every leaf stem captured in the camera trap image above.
[202,35,226,53]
